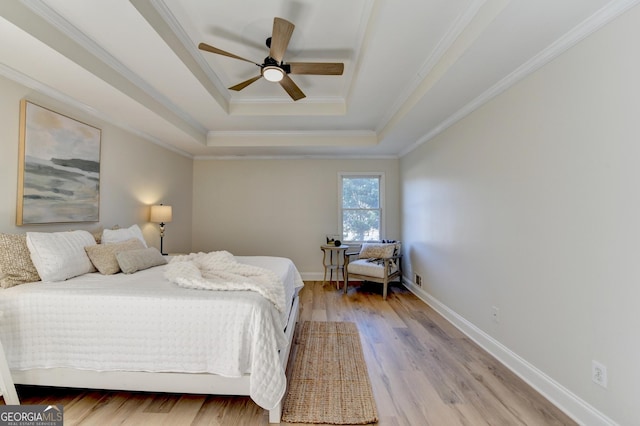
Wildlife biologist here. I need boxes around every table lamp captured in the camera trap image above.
[150,204,172,255]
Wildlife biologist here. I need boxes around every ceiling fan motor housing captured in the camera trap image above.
[263,56,290,73]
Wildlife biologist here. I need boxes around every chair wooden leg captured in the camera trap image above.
[383,278,388,300]
[344,271,349,294]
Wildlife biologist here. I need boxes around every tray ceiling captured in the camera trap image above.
[0,0,634,158]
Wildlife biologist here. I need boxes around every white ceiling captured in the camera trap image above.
[0,0,636,158]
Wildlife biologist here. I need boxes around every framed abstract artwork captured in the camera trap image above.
[16,100,101,225]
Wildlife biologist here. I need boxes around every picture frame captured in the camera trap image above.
[16,100,101,225]
[326,234,342,246]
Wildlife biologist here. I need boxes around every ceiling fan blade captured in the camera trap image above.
[229,75,262,91]
[288,62,344,75]
[198,43,259,65]
[279,74,306,101]
[269,17,295,62]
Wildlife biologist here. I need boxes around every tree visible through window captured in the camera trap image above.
[340,174,383,242]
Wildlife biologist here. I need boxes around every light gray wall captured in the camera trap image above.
[192,158,400,277]
[400,5,640,425]
[0,75,193,253]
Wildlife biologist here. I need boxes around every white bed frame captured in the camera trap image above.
[10,293,300,424]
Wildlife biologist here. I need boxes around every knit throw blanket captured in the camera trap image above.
[164,251,286,312]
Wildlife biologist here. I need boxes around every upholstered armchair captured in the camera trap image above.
[344,242,402,300]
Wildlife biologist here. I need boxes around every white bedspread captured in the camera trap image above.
[165,251,286,313]
[0,256,304,410]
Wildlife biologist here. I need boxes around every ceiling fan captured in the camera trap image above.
[198,17,344,101]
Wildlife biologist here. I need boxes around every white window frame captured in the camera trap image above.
[338,172,385,243]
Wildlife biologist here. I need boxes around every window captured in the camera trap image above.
[339,173,384,242]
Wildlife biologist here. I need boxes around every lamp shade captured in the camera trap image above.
[150,204,172,223]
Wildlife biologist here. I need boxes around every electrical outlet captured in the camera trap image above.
[414,274,422,287]
[592,360,608,388]
[491,306,499,323]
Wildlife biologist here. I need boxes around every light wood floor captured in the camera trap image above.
[3,281,576,425]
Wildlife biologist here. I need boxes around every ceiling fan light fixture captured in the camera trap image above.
[263,66,284,82]
[199,17,343,100]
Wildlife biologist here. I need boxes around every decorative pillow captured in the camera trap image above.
[26,230,97,282]
[91,228,104,244]
[358,243,396,259]
[102,224,147,247]
[116,247,167,274]
[0,233,41,288]
[85,238,146,275]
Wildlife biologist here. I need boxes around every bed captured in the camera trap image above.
[0,234,303,424]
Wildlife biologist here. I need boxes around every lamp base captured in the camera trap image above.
[160,235,167,256]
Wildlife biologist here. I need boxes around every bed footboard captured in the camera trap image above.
[11,292,301,424]
[269,291,300,423]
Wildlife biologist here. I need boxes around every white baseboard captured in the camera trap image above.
[300,272,325,281]
[404,281,617,426]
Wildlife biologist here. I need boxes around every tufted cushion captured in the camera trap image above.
[358,243,396,260]
[26,230,97,282]
[116,247,167,274]
[102,224,147,247]
[0,233,41,288]
[85,238,146,275]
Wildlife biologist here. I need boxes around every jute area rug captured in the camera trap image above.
[281,321,378,424]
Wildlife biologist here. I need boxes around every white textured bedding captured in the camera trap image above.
[0,255,304,410]
[165,252,286,313]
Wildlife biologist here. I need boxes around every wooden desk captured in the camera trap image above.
[321,244,349,289]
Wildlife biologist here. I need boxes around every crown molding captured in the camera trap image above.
[194,154,398,161]
[20,0,207,138]
[343,0,377,105]
[131,0,229,111]
[0,63,193,159]
[229,97,346,116]
[399,0,640,157]
[417,0,487,81]
[207,130,377,147]
[149,0,229,99]
[376,0,486,135]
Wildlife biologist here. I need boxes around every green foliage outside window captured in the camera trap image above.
[342,176,381,241]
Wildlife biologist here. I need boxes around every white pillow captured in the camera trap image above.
[102,224,147,247]
[26,230,97,282]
